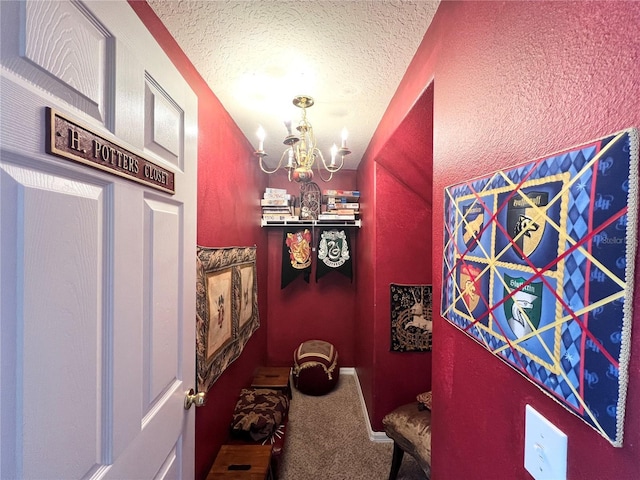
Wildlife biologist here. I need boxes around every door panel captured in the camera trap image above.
[23,1,109,115]
[0,0,112,123]
[145,76,183,167]
[1,161,108,479]
[143,197,181,411]
[1,1,197,479]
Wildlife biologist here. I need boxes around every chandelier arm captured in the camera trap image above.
[313,148,336,182]
[318,150,345,173]
[257,150,289,175]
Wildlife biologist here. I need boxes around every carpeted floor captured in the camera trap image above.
[279,372,426,480]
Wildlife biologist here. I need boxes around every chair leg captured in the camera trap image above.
[388,441,405,480]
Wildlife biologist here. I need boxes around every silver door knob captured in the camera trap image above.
[184,388,206,409]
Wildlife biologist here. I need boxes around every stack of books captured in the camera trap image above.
[262,188,298,221]
[319,189,360,220]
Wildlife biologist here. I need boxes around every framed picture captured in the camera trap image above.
[205,267,233,361]
[239,263,255,329]
[196,246,260,392]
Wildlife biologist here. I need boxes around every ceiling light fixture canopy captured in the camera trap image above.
[255,95,351,182]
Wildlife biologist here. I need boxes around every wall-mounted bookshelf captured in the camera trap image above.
[260,187,361,228]
[260,219,361,228]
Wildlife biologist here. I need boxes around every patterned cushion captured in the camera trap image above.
[383,402,432,476]
[230,388,290,442]
[416,391,432,410]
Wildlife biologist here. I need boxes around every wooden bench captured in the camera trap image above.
[251,367,292,399]
[206,444,273,480]
[226,367,292,479]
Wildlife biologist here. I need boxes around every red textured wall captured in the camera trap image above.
[375,1,640,478]
[356,86,434,430]
[265,171,359,367]
[355,154,376,413]
[129,3,269,479]
[374,86,434,430]
[372,163,432,427]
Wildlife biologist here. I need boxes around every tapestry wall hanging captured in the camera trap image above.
[391,284,433,352]
[196,246,259,392]
[441,129,638,446]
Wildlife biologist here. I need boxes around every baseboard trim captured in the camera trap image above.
[340,368,393,443]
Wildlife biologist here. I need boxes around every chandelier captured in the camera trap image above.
[254,95,351,182]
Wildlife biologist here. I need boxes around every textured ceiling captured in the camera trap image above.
[148,0,439,170]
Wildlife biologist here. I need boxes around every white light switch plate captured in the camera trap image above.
[524,405,567,480]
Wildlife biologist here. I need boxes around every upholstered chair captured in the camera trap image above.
[382,392,432,479]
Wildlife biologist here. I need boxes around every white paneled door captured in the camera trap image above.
[0,1,197,479]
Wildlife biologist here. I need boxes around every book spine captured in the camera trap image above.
[324,196,360,204]
[261,198,290,206]
[262,207,294,214]
[318,214,356,220]
[333,210,358,216]
[263,192,291,200]
[327,203,360,209]
[265,187,287,194]
[322,189,360,197]
[262,214,299,221]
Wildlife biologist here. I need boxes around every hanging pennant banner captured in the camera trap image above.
[316,229,353,282]
[281,228,312,288]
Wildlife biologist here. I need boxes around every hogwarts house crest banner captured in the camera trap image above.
[441,129,638,446]
[281,228,312,288]
[316,229,353,282]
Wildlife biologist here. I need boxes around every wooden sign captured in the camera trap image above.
[45,107,175,194]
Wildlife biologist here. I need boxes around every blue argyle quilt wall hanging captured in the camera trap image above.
[441,129,638,446]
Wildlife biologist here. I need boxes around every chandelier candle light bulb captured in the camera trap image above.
[254,95,351,182]
[257,126,265,153]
